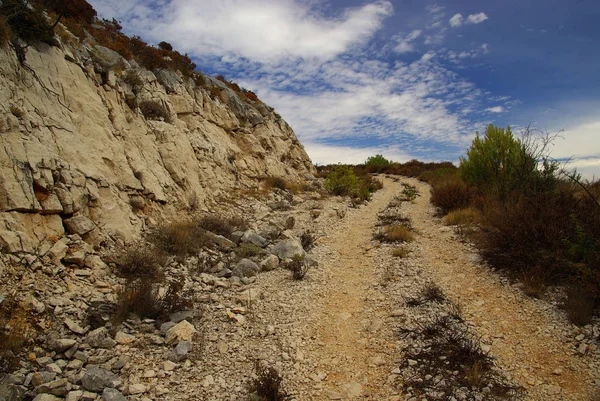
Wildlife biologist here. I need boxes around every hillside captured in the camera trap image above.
[0,10,315,252]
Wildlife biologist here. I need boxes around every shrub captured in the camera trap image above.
[198,214,248,239]
[365,154,391,173]
[36,0,97,23]
[324,165,359,196]
[379,225,414,243]
[114,246,167,282]
[300,231,315,251]
[158,41,172,51]
[284,254,309,280]
[400,183,419,201]
[139,100,171,122]
[0,17,10,46]
[115,274,193,322]
[430,176,472,215]
[459,124,538,200]
[235,243,264,258]
[0,0,54,44]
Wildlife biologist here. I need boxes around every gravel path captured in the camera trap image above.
[296,177,404,400]
[396,177,598,400]
[291,176,599,400]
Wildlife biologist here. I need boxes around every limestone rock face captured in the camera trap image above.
[0,38,315,252]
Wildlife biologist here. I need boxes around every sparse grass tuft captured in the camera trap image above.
[422,282,446,303]
[300,230,315,251]
[402,312,521,399]
[379,224,414,243]
[235,243,264,258]
[391,246,409,258]
[443,207,481,227]
[250,361,290,401]
[198,214,248,239]
[284,254,309,280]
[400,183,420,201]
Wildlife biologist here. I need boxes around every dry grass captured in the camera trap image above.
[198,214,248,239]
[430,176,473,215]
[284,255,309,280]
[149,219,212,260]
[382,224,414,243]
[391,246,409,258]
[235,243,264,258]
[114,246,167,282]
[443,207,482,226]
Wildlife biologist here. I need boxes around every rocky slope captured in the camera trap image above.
[0,35,315,256]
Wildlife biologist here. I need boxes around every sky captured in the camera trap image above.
[87,0,600,179]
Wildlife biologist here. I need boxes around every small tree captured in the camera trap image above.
[324,165,359,196]
[365,154,391,167]
[158,41,173,51]
[459,124,537,200]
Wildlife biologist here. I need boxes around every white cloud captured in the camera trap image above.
[450,12,488,28]
[466,12,488,24]
[551,121,600,161]
[486,106,505,113]
[449,13,463,27]
[90,0,394,62]
[394,29,422,53]
[305,142,413,165]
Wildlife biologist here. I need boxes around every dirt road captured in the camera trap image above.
[294,176,598,400]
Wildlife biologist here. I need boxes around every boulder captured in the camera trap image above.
[231,258,259,278]
[81,367,121,392]
[63,215,96,236]
[260,255,279,272]
[165,320,196,345]
[103,388,128,401]
[241,230,268,247]
[86,327,116,349]
[270,239,305,260]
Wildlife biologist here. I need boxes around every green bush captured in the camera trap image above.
[365,154,391,173]
[459,124,537,200]
[324,165,360,196]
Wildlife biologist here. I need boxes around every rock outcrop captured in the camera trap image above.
[0,37,315,254]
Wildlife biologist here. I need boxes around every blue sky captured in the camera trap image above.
[88,0,600,178]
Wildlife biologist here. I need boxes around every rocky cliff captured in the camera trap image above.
[0,37,315,254]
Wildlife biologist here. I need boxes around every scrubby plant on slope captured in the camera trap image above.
[440,123,600,324]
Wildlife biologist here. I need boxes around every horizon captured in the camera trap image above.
[87,0,599,179]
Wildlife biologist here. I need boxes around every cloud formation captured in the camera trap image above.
[449,12,488,27]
